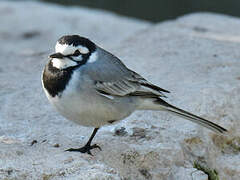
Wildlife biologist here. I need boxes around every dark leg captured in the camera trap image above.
[66,128,101,155]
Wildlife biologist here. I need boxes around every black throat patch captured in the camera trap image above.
[42,61,79,97]
[43,35,97,97]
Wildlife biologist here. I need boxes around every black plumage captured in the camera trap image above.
[42,61,75,97]
[58,35,96,53]
[43,35,97,97]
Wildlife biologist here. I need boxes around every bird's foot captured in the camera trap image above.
[66,144,101,155]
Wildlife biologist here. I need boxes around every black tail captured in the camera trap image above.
[155,99,228,134]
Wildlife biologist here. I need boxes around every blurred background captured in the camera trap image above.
[40,0,240,22]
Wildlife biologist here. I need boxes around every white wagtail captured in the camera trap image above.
[42,35,227,155]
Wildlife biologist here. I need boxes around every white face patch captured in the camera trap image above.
[55,42,89,56]
[51,58,77,69]
[87,51,98,63]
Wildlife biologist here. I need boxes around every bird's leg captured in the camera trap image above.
[66,128,101,155]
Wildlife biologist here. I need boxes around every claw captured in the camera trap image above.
[92,144,102,151]
[87,150,93,156]
[66,128,101,155]
[65,144,101,155]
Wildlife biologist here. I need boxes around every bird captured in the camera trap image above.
[42,35,227,155]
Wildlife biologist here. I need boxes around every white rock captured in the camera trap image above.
[0,0,150,53]
[0,1,240,179]
[168,167,208,180]
[192,170,208,180]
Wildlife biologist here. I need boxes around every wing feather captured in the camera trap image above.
[86,49,169,98]
[95,80,138,96]
[95,77,169,98]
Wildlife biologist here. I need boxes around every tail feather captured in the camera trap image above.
[155,99,228,134]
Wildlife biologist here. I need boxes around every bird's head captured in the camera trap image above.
[49,35,97,69]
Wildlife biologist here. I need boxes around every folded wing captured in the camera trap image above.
[94,70,169,98]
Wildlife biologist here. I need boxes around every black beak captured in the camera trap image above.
[49,53,65,59]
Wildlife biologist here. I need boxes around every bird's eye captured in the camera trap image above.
[73,50,81,56]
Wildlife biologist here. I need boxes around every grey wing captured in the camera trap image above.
[94,69,169,98]
[85,47,169,98]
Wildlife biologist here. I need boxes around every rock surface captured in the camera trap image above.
[1,1,240,180]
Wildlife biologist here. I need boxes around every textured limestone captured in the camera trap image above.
[0,1,240,180]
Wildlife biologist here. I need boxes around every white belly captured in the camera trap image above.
[42,68,137,127]
[43,82,136,128]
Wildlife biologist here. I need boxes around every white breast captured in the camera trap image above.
[42,70,136,128]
